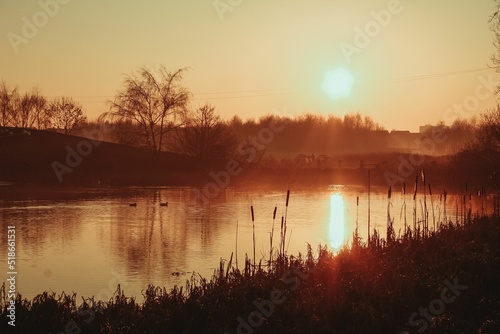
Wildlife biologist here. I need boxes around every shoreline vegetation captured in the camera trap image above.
[1,213,498,333]
[0,127,497,191]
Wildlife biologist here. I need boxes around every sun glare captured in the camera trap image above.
[322,68,354,100]
[329,194,346,250]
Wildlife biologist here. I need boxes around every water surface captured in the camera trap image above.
[0,186,491,301]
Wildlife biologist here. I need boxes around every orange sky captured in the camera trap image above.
[1,0,499,131]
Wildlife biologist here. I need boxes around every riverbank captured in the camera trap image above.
[1,215,498,333]
[1,128,498,190]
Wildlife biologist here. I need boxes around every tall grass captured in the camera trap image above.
[251,203,255,273]
[367,170,371,245]
[387,185,395,243]
[3,213,498,334]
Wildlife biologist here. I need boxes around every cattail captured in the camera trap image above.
[413,174,418,200]
[284,190,290,252]
[402,182,407,233]
[388,186,392,199]
[280,216,284,255]
[356,196,359,233]
[428,183,435,231]
[270,206,277,266]
[368,170,371,245]
[413,174,418,232]
[235,220,239,269]
[251,205,256,271]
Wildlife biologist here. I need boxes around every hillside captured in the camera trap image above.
[0,127,197,186]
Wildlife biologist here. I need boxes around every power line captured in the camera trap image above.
[55,67,494,103]
[362,67,491,85]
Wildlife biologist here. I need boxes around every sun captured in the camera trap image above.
[322,68,354,100]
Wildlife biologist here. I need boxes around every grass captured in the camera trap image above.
[1,212,499,333]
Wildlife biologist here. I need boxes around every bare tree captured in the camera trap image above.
[47,97,86,134]
[14,92,34,128]
[0,82,18,127]
[491,1,500,93]
[477,105,500,151]
[29,88,49,129]
[0,84,49,129]
[175,104,235,160]
[101,66,190,152]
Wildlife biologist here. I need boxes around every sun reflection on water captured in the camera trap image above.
[329,193,345,250]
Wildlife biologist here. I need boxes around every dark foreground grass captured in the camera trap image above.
[1,217,499,334]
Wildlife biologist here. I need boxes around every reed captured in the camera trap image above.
[443,189,447,225]
[402,182,407,232]
[368,170,371,245]
[468,193,472,223]
[428,183,436,232]
[235,220,239,270]
[251,204,255,273]
[280,216,285,257]
[356,195,359,232]
[413,174,418,233]
[2,212,498,333]
[422,169,428,237]
[464,182,468,224]
[269,205,277,267]
[281,190,290,257]
[354,196,360,247]
[387,186,394,243]
[462,194,466,224]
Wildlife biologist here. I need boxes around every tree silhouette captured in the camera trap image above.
[0,83,50,129]
[477,105,500,151]
[0,82,18,127]
[47,97,86,134]
[175,104,235,160]
[490,1,500,93]
[102,66,190,152]
[15,88,49,129]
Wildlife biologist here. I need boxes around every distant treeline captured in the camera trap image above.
[75,112,479,161]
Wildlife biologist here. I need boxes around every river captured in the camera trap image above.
[0,185,493,301]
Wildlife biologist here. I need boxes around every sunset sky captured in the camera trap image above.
[1,0,499,131]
